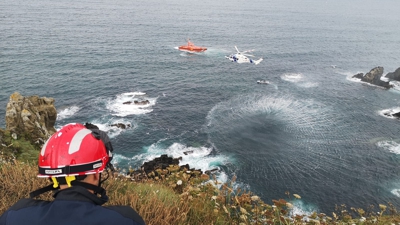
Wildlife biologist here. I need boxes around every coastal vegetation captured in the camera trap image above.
[0,93,399,224]
[1,153,399,224]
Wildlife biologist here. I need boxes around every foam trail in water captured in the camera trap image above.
[281,73,303,83]
[280,73,318,88]
[57,106,80,120]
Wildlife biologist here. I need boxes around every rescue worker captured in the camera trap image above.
[0,123,145,225]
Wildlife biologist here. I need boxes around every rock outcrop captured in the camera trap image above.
[110,123,131,129]
[352,67,393,88]
[125,154,211,182]
[5,92,57,143]
[385,67,400,81]
[134,100,150,105]
[123,100,150,105]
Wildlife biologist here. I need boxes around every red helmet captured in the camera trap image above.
[38,123,110,178]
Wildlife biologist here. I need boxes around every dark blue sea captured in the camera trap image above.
[1,0,400,214]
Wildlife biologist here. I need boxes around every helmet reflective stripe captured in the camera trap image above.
[69,129,93,154]
[40,137,51,156]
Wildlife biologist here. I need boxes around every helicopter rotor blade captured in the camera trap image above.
[242,49,255,54]
[234,46,240,53]
[243,54,255,57]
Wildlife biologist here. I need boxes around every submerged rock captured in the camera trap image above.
[110,123,131,129]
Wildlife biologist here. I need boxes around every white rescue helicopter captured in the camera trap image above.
[225,46,263,65]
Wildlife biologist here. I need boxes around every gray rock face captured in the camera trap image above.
[352,66,393,88]
[385,67,400,81]
[5,92,57,142]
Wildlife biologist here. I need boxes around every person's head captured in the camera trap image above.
[30,123,113,198]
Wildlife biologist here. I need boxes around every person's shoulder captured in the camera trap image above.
[7,198,49,211]
[104,205,145,225]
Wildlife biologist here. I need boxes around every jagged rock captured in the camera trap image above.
[205,168,219,175]
[392,112,400,118]
[352,67,393,88]
[123,100,150,105]
[110,123,131,129]
[385,67,400,81]
[352,73,364,79]
[127,154,205,182]
[183,150,193,155]
[141,154,181,174]
[5,92,57,142]
[134,100,150,105]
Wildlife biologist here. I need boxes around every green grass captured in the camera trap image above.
[0,148,399,224]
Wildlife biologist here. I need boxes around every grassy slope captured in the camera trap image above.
[1,160,399,225]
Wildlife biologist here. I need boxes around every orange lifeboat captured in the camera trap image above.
[178,39,207,53]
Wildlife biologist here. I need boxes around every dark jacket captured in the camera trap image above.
[0,186,145,225]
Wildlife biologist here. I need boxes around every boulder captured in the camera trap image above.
[352,73,364,79]
[5,92,57,142]
[385,67,400,81]
[126,154,205,182]
[110,123,131,129]
[392,111,400,118]
[352,67,393,88]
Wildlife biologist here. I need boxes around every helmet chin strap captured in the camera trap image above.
[29,175,108,203]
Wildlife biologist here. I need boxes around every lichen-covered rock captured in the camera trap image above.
[5,92,57,143]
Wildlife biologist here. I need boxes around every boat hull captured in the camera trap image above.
[178,46,207,53]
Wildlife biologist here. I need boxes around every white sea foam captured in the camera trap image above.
[127,141,230,184]
[57,106,80,120]
[391,189,400,197]
[378,107,400,119]
[111,153,131,166]
[281,73,303,83]
[339,70,367,83]
[376,140,400,154]
[289,200,318,218]
[123,92,146,96]
[89,118,133,138]
[389,80,400,91]
[107,92,156,117]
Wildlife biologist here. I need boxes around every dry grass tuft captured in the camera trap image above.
[1,160,399,225]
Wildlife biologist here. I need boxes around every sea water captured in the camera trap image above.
[1,0,400,214]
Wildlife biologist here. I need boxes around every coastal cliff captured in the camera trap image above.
[5,92,57,142]
[0,92,57,161]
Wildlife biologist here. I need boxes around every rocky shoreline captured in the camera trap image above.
[0,92,215,181]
